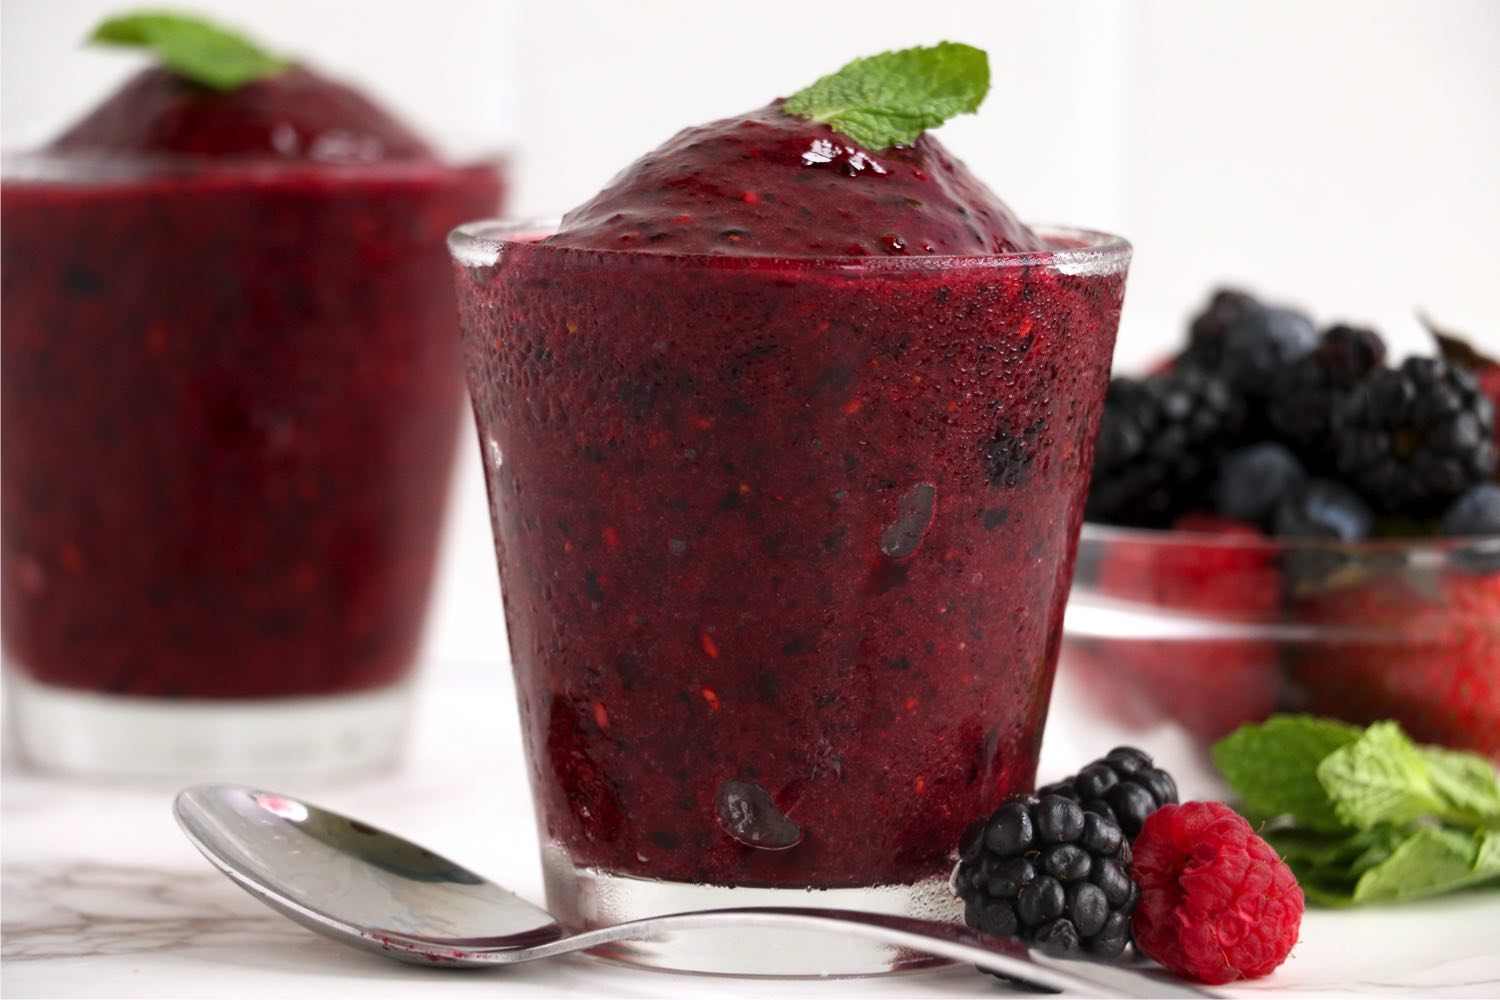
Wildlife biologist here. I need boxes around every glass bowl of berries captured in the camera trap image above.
[1060,290,1500,762]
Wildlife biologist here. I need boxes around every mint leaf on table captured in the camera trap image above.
[1478,829,1500,873]
[1352,827,1500,904]
[782,42,989,150]
[1213,715,1361,831]
[1422,746,1500,825]
[1216,715,1500,908]
[1317,721,1448,829]
[1268,825,1500,906]
[1316,722,1500,830]
[1266,826,1407,906]
[89,11,287,91]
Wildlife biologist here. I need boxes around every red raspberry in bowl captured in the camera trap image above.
[1290,571,1500,760]
[1131,801,1303,984]
[1071,514,1281,741]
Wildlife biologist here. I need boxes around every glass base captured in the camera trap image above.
[541,843,962,977]
[4,672,411,780]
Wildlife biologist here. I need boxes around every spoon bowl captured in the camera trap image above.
[174,784,1213,995]
[174,784,566,963]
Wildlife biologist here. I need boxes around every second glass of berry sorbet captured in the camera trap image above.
[451,220,1129,974]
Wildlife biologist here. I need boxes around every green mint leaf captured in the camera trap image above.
[89,11,287,91]
[782,42,989,150]
[1421,746,1500,826]
[1213,716,1362,831]
[1352,826,1500,904]
[1267,826,1406,905]
[1317,721,1447,829]
[1478,829,1500,872]
[1265,830,1358,906]
[1298,881,1359,908]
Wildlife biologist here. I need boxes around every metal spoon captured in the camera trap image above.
[173,784,1211,996]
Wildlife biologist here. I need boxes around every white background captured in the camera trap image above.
[4,0,1499,670]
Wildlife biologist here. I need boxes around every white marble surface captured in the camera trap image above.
[4,660,1499,999]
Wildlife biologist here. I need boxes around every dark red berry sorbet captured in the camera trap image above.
[2,67,502,698]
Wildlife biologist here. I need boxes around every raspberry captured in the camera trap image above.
[1067,516,1281,742]
[1131,802,1303,985]
[1288,571,1500,759]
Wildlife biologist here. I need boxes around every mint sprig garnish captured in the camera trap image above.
[1215,715,1500,906]
[89,11,287,91]
[782,42,989,151]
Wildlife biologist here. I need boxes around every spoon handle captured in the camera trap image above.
[509,906,1215,997]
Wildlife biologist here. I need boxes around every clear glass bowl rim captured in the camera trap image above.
[1081,520,1500,556]
[448,216,1132,273]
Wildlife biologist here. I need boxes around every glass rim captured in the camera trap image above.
[1,148,507,184]
[1080,519,1500,556]
[448,216,1131,274]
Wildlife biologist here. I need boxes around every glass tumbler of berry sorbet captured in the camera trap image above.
[1,152,503,778]
[451,220,1129,974]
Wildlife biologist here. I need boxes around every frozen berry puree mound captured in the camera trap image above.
[51,65,432,163]
[546,44,1050,258]
[51,12,432,162]
[1132,801,1304,984]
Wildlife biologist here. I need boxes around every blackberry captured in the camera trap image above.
[1267,324,1387,463]
[1179,288,1260,371]
[1086,370,1244,527]
[956,794,1137,959]
[1037,746,1179,842]
[1334,358,1497,515]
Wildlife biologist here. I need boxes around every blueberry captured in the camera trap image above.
[1035,795,1085,844]
[1222,304,1318,391]
[1016,875,1066,926]
[1067,882,1109,938]
[1442,483,1500,536]
[1216,443,1306,525]
[984,800,1034,856]
[1274,478,1376,541]
[1043,844,1093,882]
